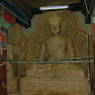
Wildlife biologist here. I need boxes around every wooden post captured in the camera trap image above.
[0,27,7,95]
[93,41,95,95]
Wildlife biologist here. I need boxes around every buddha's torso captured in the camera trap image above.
[46,35,68,60]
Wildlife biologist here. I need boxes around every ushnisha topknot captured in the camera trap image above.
[48,13,61,24]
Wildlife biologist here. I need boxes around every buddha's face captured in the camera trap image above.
[49,13,61,34]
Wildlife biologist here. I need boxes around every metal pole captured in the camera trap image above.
[0,56,94,62]
[9,60,95,64]
[87,35,92,95]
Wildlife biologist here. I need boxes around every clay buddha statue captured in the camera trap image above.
[40,13,76,78]
[40,13,75,61]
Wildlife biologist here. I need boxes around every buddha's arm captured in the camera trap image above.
[68,42,76,59]
[40,44,48,61]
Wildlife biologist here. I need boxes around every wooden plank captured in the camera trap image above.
[0,62,7,95]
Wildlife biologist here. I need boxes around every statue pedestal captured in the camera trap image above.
[20,64,89,95]
[7,63,18,93]
[20,78,89,95]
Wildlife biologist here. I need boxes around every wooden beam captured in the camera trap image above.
[89,0,95,15]
[0,0,31,27]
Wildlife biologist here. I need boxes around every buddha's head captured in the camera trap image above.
[48,13,62,34]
